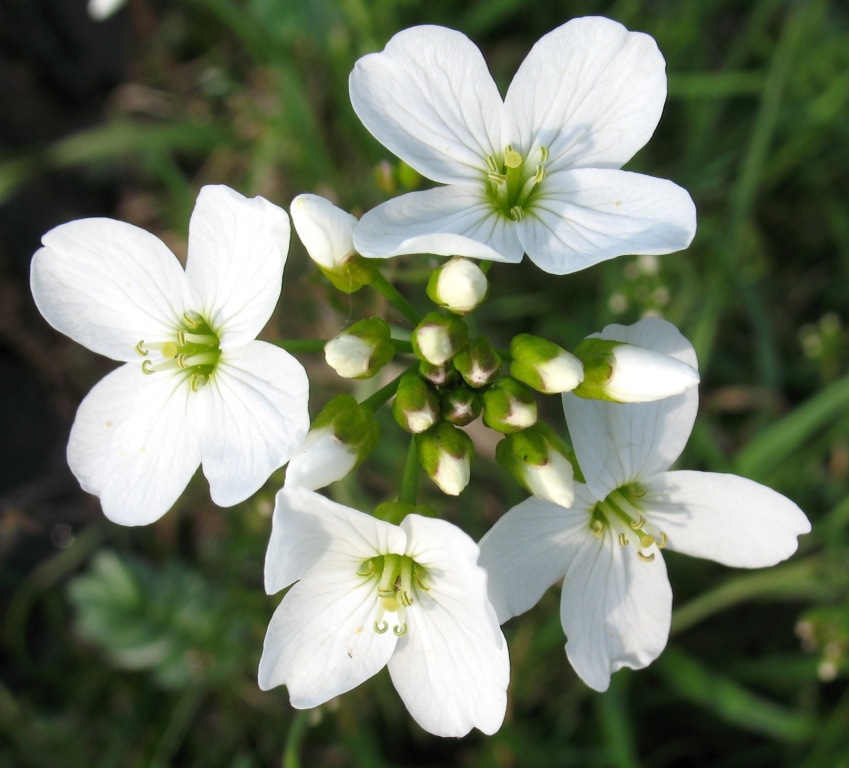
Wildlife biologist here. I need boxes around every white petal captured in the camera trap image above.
[67,363,200,526]
[389,515,509,737]
[353,186,523,262]
[606,344,699,402]
[504,16,667,171]
[290,194,357,269]
[564,317,699,498]
[643,471,811,567]
[349,25,503,185]
[561,529,672,692]
[479,489,593,623]
[185,186,291,348]
[265,487,407,595]
[195,341,309,508]
[31,219,188,362]
[284,429,358,492]
[518,169,696,275]
[258,571,397,706]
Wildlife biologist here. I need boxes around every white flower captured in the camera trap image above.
[260,487,509,737]
[30,185,310,526]
[479,317,810,691]
[349,17,696,275]
[284,428,358,491]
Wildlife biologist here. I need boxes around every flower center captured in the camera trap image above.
[136,312,221,391]
[589,483,667,562]
[357,553,429,637]
[484,145,549,222]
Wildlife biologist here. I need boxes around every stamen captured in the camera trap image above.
[590,518,605,536]
[135,341,148,356]
[537,146,549,162]
[630,514,646,530]
[618,532,629,547]
[485,156,499,174]
[178,351,220,369]
[183,311,203,328]
[374,620,388,634]
[190,374,208,392]
[393,623,407,637]
[182,332,219,346]
[658,532,668,549]
[509,205,524,221]
[637,551,656,562]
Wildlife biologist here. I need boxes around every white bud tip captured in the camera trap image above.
[607,345,700,403]
[436,258,488,313]
[537,352,585,394]
[291,194,357,270]
[324,335,372,378]
[415,326,455,365]
[433,454,470,496]
[285,429,358,491]
[523,452,575,508]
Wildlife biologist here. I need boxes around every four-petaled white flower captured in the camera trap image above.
[479,317,810,691]
[30,185,310,526]
[349,17,697,275]
[260,486,509,737]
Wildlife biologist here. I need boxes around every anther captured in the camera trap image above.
[393,623,407,637]
[630,514,646,530]
[509,205,524,221]
[374,620,388,634]
[637,551,656,562]
[618,533,629,547]
[485,156,499,174]
[658,532,668,549]
[537,146,549,162]
[533,164,546,184]
[190,374,209,392]
[142,360,155,375]
[135,341,149,356]
[590,518,604,536]
[183,311,203,328]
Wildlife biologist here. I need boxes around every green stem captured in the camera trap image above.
[282,710,310,768]
[272,339,327,354]
[359,363,419,412]
[390,339,414,355]
[370,273,422,325]
[397,438,420,506]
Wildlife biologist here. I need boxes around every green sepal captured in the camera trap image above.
[571,337,619,401]
[318,254,380,294]
[440,383,483,426]
[310,394,381,465]
[481,376,538,434]
[453,336,502,388]
[392,371,440,433]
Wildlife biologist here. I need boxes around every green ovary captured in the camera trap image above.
[484,145,549,221]
[136,313,221,391]
[357,553,429,637]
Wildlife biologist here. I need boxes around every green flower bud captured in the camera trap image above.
[287,395,381,489]
[495,423,575,508]
[572,337,700,403]
[426,257,489,315]
[482,377,538,434]
[392,371,440,433]
[324,318,395,379]
[510,333,584,394]
[453,336,502,388]
[411,311,469,366]
[418,360,460,388]
[440,384,483,426]
[415,422,474,496]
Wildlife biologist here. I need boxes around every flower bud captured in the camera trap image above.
[453,336,502,388]
[426,257,489,314]
[411,311,469,366]
[290,194,378,293]
[415,422,474,496]
[285,395,380,490]
[509,334,584,394]
[392,371,440,433]
[572,338,699,403]
[440,384,482,426]
[418,360,460,388]
[495,423,575,508]
[481,377,538,434]
[324,318,395,379]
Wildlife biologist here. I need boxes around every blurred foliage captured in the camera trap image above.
[2,0,849,766]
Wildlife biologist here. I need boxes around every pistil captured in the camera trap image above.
[591,484,667,562]
[137,315,221,387]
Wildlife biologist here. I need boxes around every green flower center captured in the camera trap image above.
[484,145,549,222]
[589,482,667,562]
[357,553,429,637]
[136,312,221,391]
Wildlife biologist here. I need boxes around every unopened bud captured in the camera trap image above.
[426,257,489,314]
[285,395,380,490]
[495,423,575,508]
[453,336,502,388]
[291,194,377,293]
[411,311,469,366]
[482,377,538,433]
[324,318,395,379]
[440,384,482,426]
[392,371,440,433]
[419,360,459,388]
[573,338,699,403]
[510,334,584,394]
[415,422,474,496]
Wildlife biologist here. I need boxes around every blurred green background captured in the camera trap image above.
[1,0,848,765]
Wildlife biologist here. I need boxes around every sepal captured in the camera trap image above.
[415,421,474,495]
[324,318,395,379]
[510,334,584,394]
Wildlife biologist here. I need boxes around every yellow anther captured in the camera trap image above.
[630,514,646,530]
[135,341,149,356]
[393,623,407,637]
[618,533,629,547]
[142,360,155,375]
[590,518,605,537]
[374,620,388,634]
[190,374,208,392]
[538,146,549,162]
[533,164,546,184]
[637,550,656,562]
[658,532,668,549]
[509,205,525,221]
[485,156,499,173]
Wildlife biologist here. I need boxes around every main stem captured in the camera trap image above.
[397,438,420,506]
